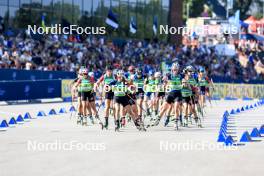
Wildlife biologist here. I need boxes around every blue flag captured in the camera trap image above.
[105,10,119,29]
[129,17,137,34]
[153,16,158,35]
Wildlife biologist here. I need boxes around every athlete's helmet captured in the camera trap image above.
[171,62,180,70]
[88,72,94,77]
[199,67,205,73]
[128,65,135,72]
[117,70,124,77]
[154,72,161,78]
[186,65,194,72]
[82,68,88,75]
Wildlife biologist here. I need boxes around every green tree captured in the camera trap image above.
[228,0,263,19]
[13,2,80,28]
[183,0,207,21]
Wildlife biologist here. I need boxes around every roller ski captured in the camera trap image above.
[197,104,204,118]
[146,116,161,128]
[135,118,147,132]
[76,114,82,125]
[94,115,104,130]
[188,114,193,124]
[149,117,155,121]
[183,117,188,127]
[82,116,88,126]
[194,117,202,128]
[138,123,147,131]
[89,115,95,124]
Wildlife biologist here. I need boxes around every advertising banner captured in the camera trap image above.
[61,79,73,98]
[212,83,264,99]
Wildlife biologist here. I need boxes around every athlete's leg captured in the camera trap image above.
[77,96,82,115]
[114,100,121,131]
[137,97,143,117]
[144,93,151,116]
[105,99,111,117]
[155,95,160,115]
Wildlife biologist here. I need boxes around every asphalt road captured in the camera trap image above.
[0,100,263,176]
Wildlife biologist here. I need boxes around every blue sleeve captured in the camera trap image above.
[194,73,198,81]
[124,72,129,79]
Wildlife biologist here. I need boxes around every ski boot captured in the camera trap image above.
[174,118,179,131]
[179,115,183,126]
[89,115,95,124]
[77,114,82,125]
[164,116,170,127]
[120,117,126,127]
[155,110,158,116]
[146,109,151,116]
[115,120,120,132]
[104,117,109,130]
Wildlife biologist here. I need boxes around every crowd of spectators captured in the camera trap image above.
[0,33,264,82]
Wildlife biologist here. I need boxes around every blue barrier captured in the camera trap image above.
[250,128,261,137]
[0,69,76,81]
[37,111,46,117]
[49,109,57,115]
[69,106,76,112]
[16,115,24,123]
[240,131,252,142]
[0,80,61,101]
[217,100,264,145]
[0,120,9,128]
[59,108,66,113]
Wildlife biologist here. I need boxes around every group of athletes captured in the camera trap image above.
[71,62,214,132]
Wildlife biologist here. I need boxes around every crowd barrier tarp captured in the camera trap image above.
[0,80,61,101]
[212,83,264,99]
[1,80,264,101]
[0,69,76,81]
[211,76,264,84]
